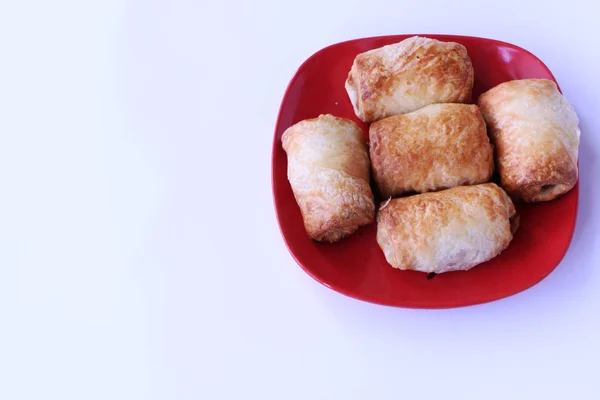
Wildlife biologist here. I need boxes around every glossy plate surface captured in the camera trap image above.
[272,34,578,308]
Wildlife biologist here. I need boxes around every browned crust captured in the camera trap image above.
[301,180,375,243]
[478,79,579,203]
[375,183,516,272]
[346,37,474,122]
[282,114,375,243]
[497,150,577,203]
[368,104,494,197]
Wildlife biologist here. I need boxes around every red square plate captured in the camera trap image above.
[271,34,578,308]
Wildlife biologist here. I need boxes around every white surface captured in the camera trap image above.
[1,1,599,398]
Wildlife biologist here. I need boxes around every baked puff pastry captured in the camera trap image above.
[369,103,494,198]
[478,79,581,202]
[376,183,518,274]
[345,36,474,123]
[281,114,375,243]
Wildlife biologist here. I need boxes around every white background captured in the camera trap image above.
[1,1,599,399]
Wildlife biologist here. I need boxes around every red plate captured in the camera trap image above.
[272,34,578,308]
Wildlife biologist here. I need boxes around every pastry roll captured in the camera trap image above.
[345,36,474,123]
[376,183,518,274]
[281,114,375,242]
[478,79,580,202]
[369,103,494,198]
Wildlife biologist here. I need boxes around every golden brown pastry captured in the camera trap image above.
[345,36,474,123]
[369,103,494,198]
[281,114,375,242]
[376,183,518,274]
[478,79,580,202]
